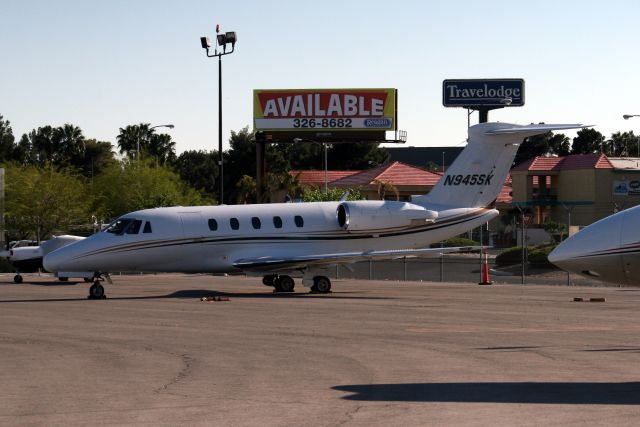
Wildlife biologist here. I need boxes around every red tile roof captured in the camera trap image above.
[292,162,513,204]
[331,161,442,187]
[512,153,613,171]
[290,170,359,186]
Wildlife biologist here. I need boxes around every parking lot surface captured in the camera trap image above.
[1,274,640,426]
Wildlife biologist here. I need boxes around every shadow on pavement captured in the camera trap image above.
[0,288,396,304]
[332,382,640,404]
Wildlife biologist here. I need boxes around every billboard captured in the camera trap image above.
[443,79,524,107]
[253,88,397,132]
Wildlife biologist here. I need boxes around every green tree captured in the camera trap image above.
[606,131,640,157]
[5,165,90,241]
[571,128,606,154]
[327,142,389,170]
[117,123,177,164]
[541,221,567,243]
[15,124,86,167]
[76,139,117,177]
[54,123,86,163]
[0,115,16,162]
[548,133,571,156]
[264,171,305,203]
[425,160,440,173]
[277,142,324,170]
[92,160,211,219]
[148,133,177,166]
[117,123,151,160]
[175,150,218,197]
[224,127,256,204]
[236,174,257,204]
[374,179,399,201]
[514,132,569,166]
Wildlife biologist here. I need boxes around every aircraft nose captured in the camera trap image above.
[43,247,69,272]
[548,244,573,271]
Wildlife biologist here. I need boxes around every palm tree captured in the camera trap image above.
[55,124,85,164]
[374,179,399,201]
[117,123,152,160]
[236,175,256,204]
[148,133,177,165]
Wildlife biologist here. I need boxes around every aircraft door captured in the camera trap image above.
[179,212,205,238]
[620,209,640,285]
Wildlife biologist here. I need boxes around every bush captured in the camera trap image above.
[528,245,556,267]
[431,237,479,248]
[495,246,526,266]
[495,244,557,267]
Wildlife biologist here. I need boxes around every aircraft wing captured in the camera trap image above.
[233,246,481,274]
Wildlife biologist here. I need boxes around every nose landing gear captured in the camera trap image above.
[88,272,111,300]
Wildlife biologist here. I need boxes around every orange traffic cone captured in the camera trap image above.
[479,253,493,285]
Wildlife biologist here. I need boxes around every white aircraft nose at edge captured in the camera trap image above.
[549,204,640,285]
[43,121,590,299]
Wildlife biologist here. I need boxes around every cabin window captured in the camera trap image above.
[125,219,142,234]
[105,218,132,235]
[230,217,240,230]
[294,215,304,228]
[143,222,152,233]
[208,219,218,231]
[251,217,261,229]
[273,216,283,229]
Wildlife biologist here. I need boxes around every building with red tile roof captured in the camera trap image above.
[291,161,511,207]
[511,153,640,226]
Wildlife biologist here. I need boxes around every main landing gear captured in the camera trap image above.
[88,272,111,300]
[311,276,332,293]
[13,273,23,284]
[263,274,296,293]
[261,275,332,294]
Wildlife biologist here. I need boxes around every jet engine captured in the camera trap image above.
[336,201,438,232]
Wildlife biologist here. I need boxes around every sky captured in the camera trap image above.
[1,0,639,154]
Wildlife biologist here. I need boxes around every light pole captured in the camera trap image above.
[623,114,640,157]
[137,124,174,161]
[201,25,237,205]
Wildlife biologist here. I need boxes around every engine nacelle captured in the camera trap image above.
[336,201,438,232]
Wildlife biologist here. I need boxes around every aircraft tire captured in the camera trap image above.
[13,274,23,284]
[274,275,295,292]
[262,275,278,287]
[89,282,105,299]
[313,276,331,293]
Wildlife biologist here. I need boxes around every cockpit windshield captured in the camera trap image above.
[104,218,133,235]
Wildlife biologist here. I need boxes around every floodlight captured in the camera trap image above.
[623,114,639,120]
[217,34,227,46]
[225,32,237,46]
[200,37,211,49]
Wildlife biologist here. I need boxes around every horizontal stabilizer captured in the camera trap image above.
[485,123,592,135]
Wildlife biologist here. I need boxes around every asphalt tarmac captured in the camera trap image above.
[1,274,640,426]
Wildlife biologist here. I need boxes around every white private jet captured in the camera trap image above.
[548,204,640,285]
[1,235,93,283]
[44,121,589,299]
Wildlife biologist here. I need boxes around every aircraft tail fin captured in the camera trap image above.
[413,122,591,208]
